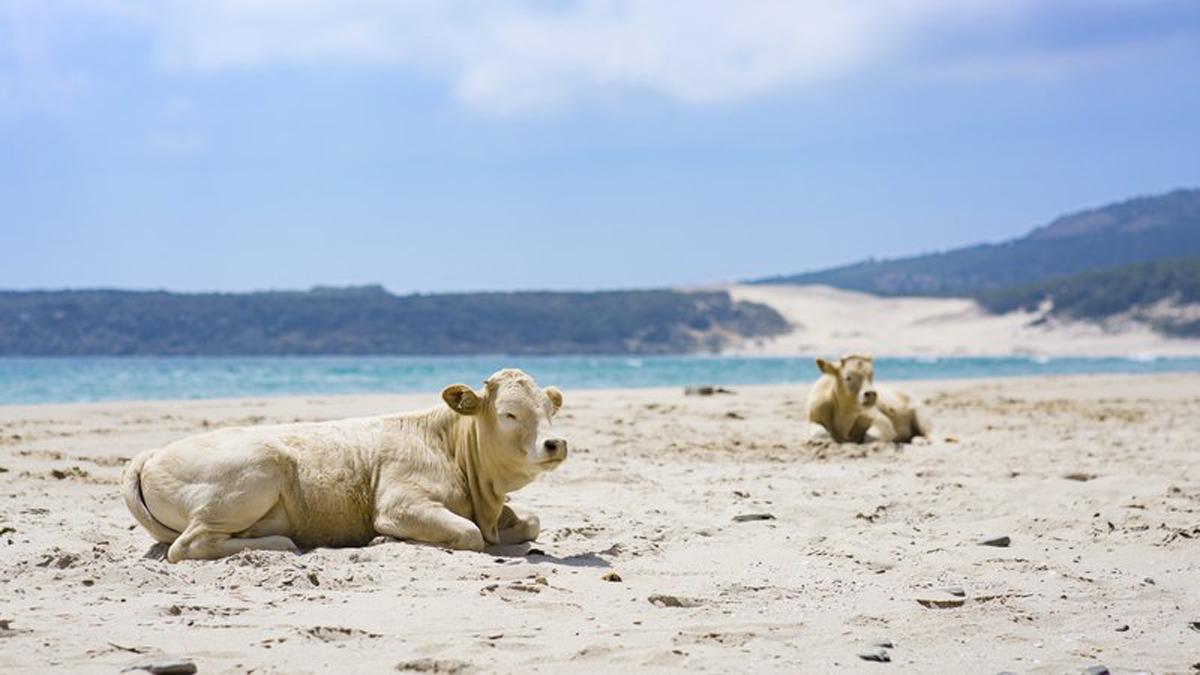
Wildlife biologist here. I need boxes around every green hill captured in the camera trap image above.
[0,287,788,356]
[757,188,1200,296]
[977,256,1200,337]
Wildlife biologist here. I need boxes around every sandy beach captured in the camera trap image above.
[726,285,1200,357]
[2,373,1199,673]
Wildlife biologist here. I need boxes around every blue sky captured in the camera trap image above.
[2,0,1199,293]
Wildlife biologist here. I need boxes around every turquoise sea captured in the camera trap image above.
[1,355,1199,405]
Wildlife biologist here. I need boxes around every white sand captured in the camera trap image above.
[2,374,1199,673]
[726,284,1200,357]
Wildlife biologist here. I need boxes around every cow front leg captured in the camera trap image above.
[864,413,897,443]
[496,504,540,545]
[807,422,833,442]
[374,505,486,552]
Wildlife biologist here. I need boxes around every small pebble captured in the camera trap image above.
[941,586,966,597]
[732,513,775,523]
[1115,625,1129,632]
[857,648,890,663]
[122,659,197,675]
[647,594,702,608]
[872,639,894,649]
[979,535,1011,547]
[601,571,622,583]
[916,596,965,609]
[1082,666,1109,675]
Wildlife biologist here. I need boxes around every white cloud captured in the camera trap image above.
[122,0,1037,110]
[4,0,1195,113]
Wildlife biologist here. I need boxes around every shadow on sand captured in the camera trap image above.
[487,542,613,568]
[141,539,616,568]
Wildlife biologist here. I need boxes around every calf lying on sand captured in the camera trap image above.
[807,354,930,443]
[122,369,567,562]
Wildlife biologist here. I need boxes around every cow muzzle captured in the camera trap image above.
[540,438,568,463]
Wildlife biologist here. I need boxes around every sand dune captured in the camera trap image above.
[726,284,1200,357]
[2,374,1199,672]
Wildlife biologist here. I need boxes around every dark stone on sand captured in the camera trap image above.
[122,659,197,674]
[916,595,965,609]
[0,619,24,638]
[1115,624,1129,632]
[648,594,703,608]
[979,535,1011,547]
[1082,666,1109,675]
[941,586,966,597]
[872,639,894,649]
[732,513,776,523]
[396,658,474,674]
[857,648,891,663]
[685,386,735,396]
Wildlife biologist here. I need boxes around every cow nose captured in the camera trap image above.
[543,438,567,454]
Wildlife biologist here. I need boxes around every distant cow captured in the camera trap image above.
[122,369,567,562]
[807,354,930,443]
[859,380,931,444]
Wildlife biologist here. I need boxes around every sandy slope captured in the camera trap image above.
[726,284,1200,357]
[1,375,1199,673]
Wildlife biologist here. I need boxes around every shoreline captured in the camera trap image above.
[3,356,1200,407]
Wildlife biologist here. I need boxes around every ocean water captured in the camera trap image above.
[1,355,1199,405]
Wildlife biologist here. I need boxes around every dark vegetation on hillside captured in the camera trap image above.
[757,188,1200,296]
[977,256,1200,337]
[0,287,789,356]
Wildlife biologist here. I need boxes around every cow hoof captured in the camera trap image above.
[521,515,541,541]
[455,532,487,552]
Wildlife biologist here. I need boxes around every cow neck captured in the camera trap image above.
[446,413,506,538]
[828,389,858,440]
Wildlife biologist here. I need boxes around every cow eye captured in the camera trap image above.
[504,412,518,421]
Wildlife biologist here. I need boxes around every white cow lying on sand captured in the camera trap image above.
[122,369,567,563]
[807,354,930,443]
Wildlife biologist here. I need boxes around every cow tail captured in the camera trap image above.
[121,449,181,543]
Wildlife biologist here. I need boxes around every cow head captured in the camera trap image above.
[441,369,567,481]
[816,354,875,406]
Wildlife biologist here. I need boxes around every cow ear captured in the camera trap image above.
[442,384,482,416]
[816,359,839,376]
[544,386,563,415]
